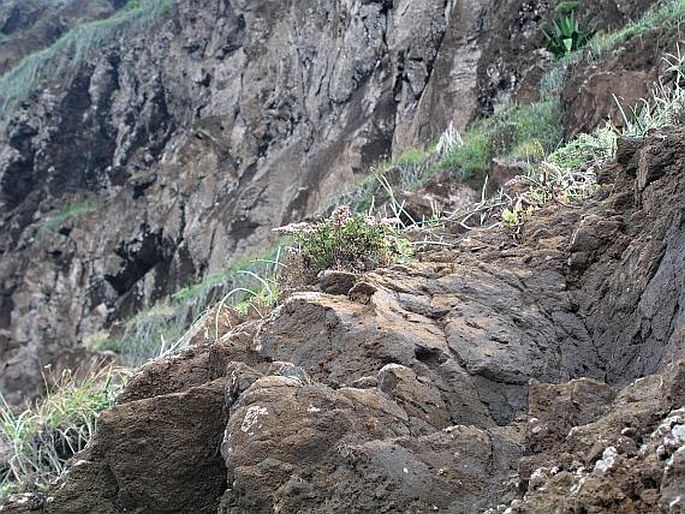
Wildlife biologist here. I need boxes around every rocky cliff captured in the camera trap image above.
[3,124,684,513]
[0,0,662,403]
[2,0,685,512]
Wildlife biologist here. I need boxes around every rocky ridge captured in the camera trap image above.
[1,0,684,512]
[2,126,682,513]
[0,0,665,403]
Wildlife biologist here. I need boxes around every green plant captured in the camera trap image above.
[485,43,685,233]
[614,45,685,137]
[38,197,104,237]
[589,0,685,58]
[217,270,280,323]
[279,205,411,273]
[438,129,490,178]
[542,11,595,58]
[547,125,617,169]
[0,0,176,117]
[393,148,430,168]
[501,200,534,226]
[536,0,685,97]
[0,365,128,497]
[436,99,563,178]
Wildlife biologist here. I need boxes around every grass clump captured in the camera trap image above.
[437,99,563,179]
[589,0,685,58]
[0,365,128,497]
[392,147,431,169]
[330,148,430,216]
[230,273,280,319]
[467,137,607,232]
[614,46,685,136]
[327,99,563,218]
[438,129,490,178]
[277,205,411,274]
[0,0,176,117]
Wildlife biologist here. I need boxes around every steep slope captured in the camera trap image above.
[1,0,684,510]
[3,125,683,513]
[0,0,661,403]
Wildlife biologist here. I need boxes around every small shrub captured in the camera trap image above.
[547,125,617,169]
[278,205,411,274]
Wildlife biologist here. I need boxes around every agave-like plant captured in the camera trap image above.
[542,11,595,58]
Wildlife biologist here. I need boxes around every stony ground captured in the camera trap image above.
[2,127,682,513]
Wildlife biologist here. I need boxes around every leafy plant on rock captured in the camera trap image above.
[278,205,411,274]
[542,10,595,58]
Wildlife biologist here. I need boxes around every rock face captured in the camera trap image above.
[2,128,682,513]
[0,0,123,75]
[0,0,665,403]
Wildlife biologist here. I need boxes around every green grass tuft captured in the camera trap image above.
[0,365,128,497]
[589,0,685,58]
[0,0,176,117]
[437,99,563,179]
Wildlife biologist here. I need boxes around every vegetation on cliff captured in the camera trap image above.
[0,366,128,497]
[2,0,685,505]
[0,0,175,116]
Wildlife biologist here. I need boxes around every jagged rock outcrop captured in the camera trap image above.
[498,361,685,513]
[0,0,471,402]
[0,0,665,403]
[2,125,683,513]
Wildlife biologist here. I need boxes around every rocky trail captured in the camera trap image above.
[2,126,682,513]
